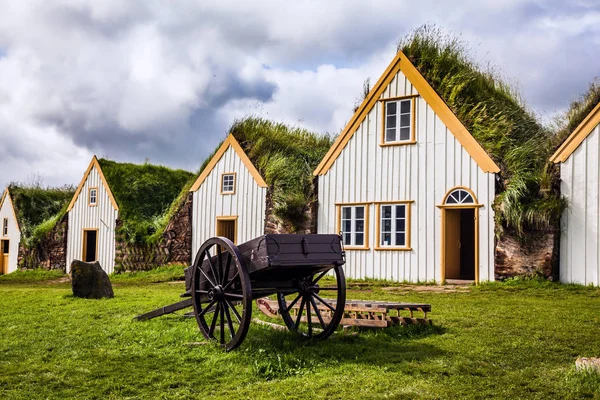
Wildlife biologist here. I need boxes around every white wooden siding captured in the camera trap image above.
[191,146,267,261]
[0,194,21,273]
[67,166,118,274]
[559,124,600,286]
[318,70,496,282]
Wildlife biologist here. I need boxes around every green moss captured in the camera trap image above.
[399,26,565,235]
[98,159,194,244]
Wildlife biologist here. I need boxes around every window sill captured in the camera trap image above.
[379,141,417,147]
[220,192,235,195]
[88,204,98,207]
[375,246,412,251]
[343,246,370,251]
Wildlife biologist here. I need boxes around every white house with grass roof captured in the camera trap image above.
[190,133,268,257]
[314,51,500,283]
[66,156,119,274]
[0,189,21,274]
[551,102,600,286]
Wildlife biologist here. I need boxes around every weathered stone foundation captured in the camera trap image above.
[18,214,68,271]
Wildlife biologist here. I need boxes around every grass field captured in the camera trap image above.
[1,267,600,399]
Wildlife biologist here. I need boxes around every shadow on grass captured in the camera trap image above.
[225,323,447,380]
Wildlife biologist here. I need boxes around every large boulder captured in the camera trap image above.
[70,260,114,299]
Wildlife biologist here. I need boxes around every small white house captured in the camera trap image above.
[0,189,21,274]
[551,102,600,286]
[66,156,119,274]
[190,134,268,258]
[313,51,500,283]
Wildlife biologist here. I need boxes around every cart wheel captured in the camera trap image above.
[191,237,252,351]
[277,265,346,340]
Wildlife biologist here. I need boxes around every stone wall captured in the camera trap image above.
[494,228,559,280]
[18,214,68,271]
[114,193,193,272]
[263,189,317,235]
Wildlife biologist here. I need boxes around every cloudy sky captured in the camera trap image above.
[0,0,598,189]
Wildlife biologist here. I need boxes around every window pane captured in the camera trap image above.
[383,220,391,231]
[400,114,411,128]
[382,206,391,218]
[446,195,458,204]
[342,207,351,219]
[355,207,364,219]
[400,127,411,141]
[463,193,474,203]
[396,233,406,246]
[344,233,351,244]
[386,115,396,128]
[343,220,351,232]
[386,102,397,115]
[355,220,364,232]
[383,233,391,245]
[396,219,405,232]
[400,100,411,114]
[396,205,405,218]
[355,233,364,246]
[386,129,396,142]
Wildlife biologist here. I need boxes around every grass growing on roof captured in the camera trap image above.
[230,117,334,230]
[98,159,194,244]
[398,26,565,235]
[8,183,74,247]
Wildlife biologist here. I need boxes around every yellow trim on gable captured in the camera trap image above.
[189,134,268,192]
[0,189,21,233]
[551,102,600,163]
[67,156,119,212]
[313,51,500,176]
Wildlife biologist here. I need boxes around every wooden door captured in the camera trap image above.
[216,219,237,244]
[445,209,461,280]
[0,239,8,274]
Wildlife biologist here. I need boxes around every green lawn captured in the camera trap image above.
[1,268,600,399]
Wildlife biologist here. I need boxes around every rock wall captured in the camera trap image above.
[114,193,193,272]
[494,228,559,280]
[18,214,68,271]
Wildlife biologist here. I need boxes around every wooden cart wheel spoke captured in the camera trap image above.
[310,286,338,291]
[195,290,209,294]
[309,296,327,330]
[198,265,217,288]
[225,298,242,323]
[223,302,236,339]
[209,303,220,337]
[294,298,306,330]
[205,249,219,284]
[285,294,302,313]
[220,304,225,345]
[224,292,244,299]
[216,245,223,283]
[312,293,336,312]
[222,253,232,286]
[312,271,328,285]
[198,299,217,318]
[223,271,239,290]
[306,297,313,336]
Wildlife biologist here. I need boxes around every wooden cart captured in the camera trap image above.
[136,234,346,351]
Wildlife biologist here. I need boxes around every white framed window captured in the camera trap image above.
[3,218,7,236]
[444,189,475,205]
[377,203,410,249]
[221,173,236,194]
[339,205,367,248]
[89,188,97,206]
[383,98,414,144]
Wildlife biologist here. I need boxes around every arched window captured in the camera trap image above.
[444,188,475,205]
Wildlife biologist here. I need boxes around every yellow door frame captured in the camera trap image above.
[216,216,238,244]
[82,228,99,262]
[437,187,482,284]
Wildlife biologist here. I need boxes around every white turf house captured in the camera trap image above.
[313,51,501,284]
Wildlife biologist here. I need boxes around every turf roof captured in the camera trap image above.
[6,184,75,245]
[398,26,565,234]
[97,159,194,244]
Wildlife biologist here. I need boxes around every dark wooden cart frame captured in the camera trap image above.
[136,234,347,351]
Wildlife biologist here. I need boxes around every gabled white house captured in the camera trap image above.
[0,189,21,274]
[190,134,268,258]
[313,51,501,283]
[551,102,600,286]
[66,156,119,274]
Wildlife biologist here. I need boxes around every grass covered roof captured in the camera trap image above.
[97,159,194,244]
[399,26,565,234]
[6,184,75,245]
